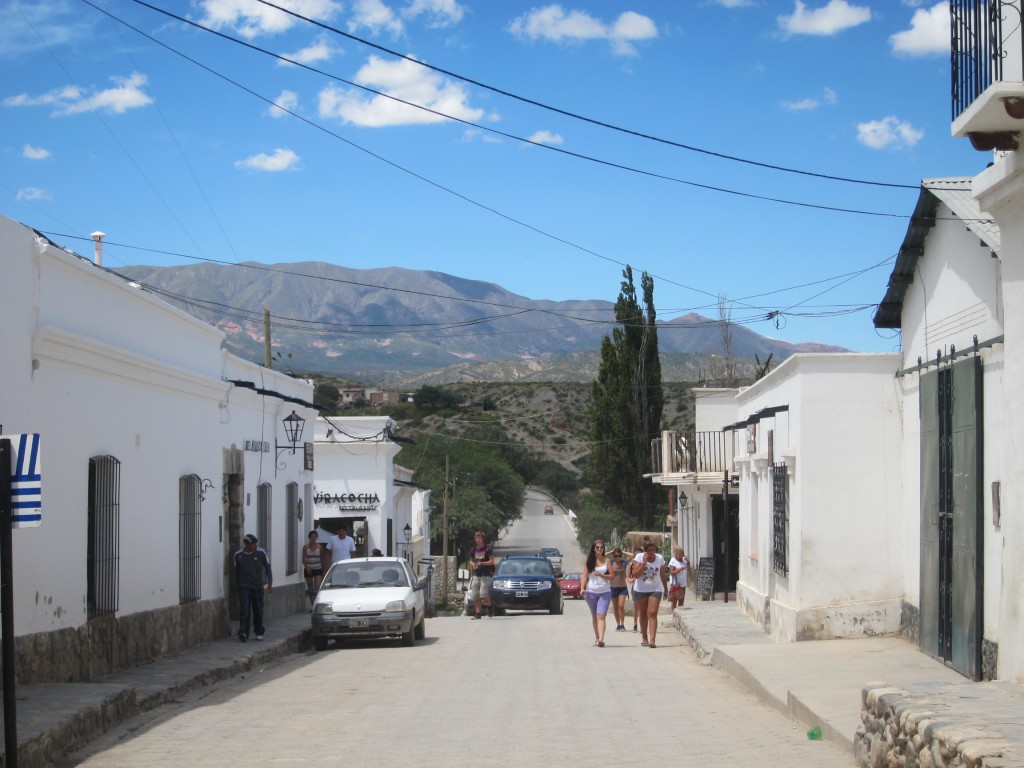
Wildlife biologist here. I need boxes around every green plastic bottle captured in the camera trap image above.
[806,726,822,741]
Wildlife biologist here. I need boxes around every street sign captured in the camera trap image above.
[8,434,41,528]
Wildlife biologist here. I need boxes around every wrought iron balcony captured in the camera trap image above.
[951,0,1024,150]
[651,431,734,476]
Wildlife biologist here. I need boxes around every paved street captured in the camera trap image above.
[67,599,852,767]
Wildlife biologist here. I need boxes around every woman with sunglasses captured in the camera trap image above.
[582,538,613,647]
[608,547,630,631]
[630,541,668,648]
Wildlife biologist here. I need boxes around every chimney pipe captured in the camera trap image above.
[90,231,106,265]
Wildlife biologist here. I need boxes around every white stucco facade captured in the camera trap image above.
[732,353,904,641]
[0,214,315,651]
[311,416,430,569]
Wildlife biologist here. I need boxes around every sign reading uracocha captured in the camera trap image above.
[313,491,381,511]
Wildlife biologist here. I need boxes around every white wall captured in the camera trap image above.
[311,417,402,556]
[734,353,904,640]
[974,152,1024,678]
[0,214,314,637]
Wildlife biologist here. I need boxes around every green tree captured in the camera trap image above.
[313,381,340,413]
[589,266,665,529]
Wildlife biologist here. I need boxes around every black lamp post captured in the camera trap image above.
[403,523,412,560]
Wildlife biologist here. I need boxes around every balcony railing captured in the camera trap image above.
[951,0,1023,122]
[652,431,733,475]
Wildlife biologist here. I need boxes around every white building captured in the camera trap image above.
[0,214,316,683]
[949,0,1024,681]
[312,416,430,569]
[874,179,1004,680]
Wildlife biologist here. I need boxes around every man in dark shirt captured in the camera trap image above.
[469,531,494,619]
[234,533,273,642]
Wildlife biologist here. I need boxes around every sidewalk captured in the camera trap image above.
[671,597,1024,767]
[0,612,313,768]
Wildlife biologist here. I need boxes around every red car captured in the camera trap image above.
[559,572,582,599]
[544,505,555,515]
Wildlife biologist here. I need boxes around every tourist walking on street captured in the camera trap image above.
[608,546,630,631]
[582,538,612,646]
[668,546,689,610]
[326,525,357,567]
[630,541,667,648]
[234,533,272,642]
[628,544,644,632]
[301,530,323,609]
[469,531,495,619]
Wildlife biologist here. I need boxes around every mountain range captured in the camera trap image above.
[117,261,847,383]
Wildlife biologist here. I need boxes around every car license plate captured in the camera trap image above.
[515,591,528,598]
[350,618,369,628]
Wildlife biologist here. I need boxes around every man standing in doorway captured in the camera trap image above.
[469,531,494,619]
[234,533,272,642]
[326,524,357,568]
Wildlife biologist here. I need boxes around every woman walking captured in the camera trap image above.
[301,530,323,609]
[582,539,613,647]
[668,546,689,610]
[630,541,668,648]
[608,547,630,631]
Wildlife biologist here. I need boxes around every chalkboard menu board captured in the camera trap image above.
[696,556,715,598]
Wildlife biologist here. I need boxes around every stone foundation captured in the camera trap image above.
[14,583,306,685]
[855,682,1024,768]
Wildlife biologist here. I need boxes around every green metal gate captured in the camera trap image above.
[919,357,983,680]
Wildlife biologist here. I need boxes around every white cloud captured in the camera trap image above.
[196,0,342,39]
[857,116,924,149]
[16,187,51,202]
[348,0,403,36]
[778,1,871,36]
[403,0,466,28]
[278,35,341,66]
[782,97,821,110]
[234,148,301,171]
[23,144,52,160]
[509,5,658,57]
[318,55,486,126]
[461,128,502,143]
[781,86,837,110]
[713,0,754,6]
[527,130,563,145]
[890,2,948,56]
[3,73,152,116]
[267,90,299,117]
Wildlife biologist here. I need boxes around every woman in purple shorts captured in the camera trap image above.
[582,538,613,647]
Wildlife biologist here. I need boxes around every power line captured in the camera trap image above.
[250,0,918,191]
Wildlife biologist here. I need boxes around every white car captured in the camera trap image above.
[311,557,427,650]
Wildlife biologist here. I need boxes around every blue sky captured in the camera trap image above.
[1,0,990,353]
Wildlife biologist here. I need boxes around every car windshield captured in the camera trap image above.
[497,559,554,577]
[562,573,581,580]
[322,562,409,589]
[540,548,560,556]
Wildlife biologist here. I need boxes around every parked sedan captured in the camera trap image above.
[489,556,563,615]
[312,557,426,650]
[559,572,582,599]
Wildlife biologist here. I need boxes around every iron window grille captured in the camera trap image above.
[257,482,272,559]
[179,474,203,603]
[88,455,120,617]
[772,462,788,576]
[286,482,298,576]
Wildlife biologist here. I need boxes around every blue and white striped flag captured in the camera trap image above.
[9,433,42,528]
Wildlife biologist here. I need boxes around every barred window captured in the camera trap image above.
[179,474,203,603]
[286,482,298,576]
[772,462,788,576]
[257,482,272,558]
[88,455,120,617]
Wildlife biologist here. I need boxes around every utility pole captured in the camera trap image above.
[442,454,449,608]
[264,308,271,368]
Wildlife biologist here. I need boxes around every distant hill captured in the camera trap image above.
[116,261,847,382]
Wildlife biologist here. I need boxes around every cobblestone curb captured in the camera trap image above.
[855,682,1024,768]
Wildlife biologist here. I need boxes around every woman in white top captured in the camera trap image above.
[582,538,613,647]
[630,541,668,648]
[668,546,689,610]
